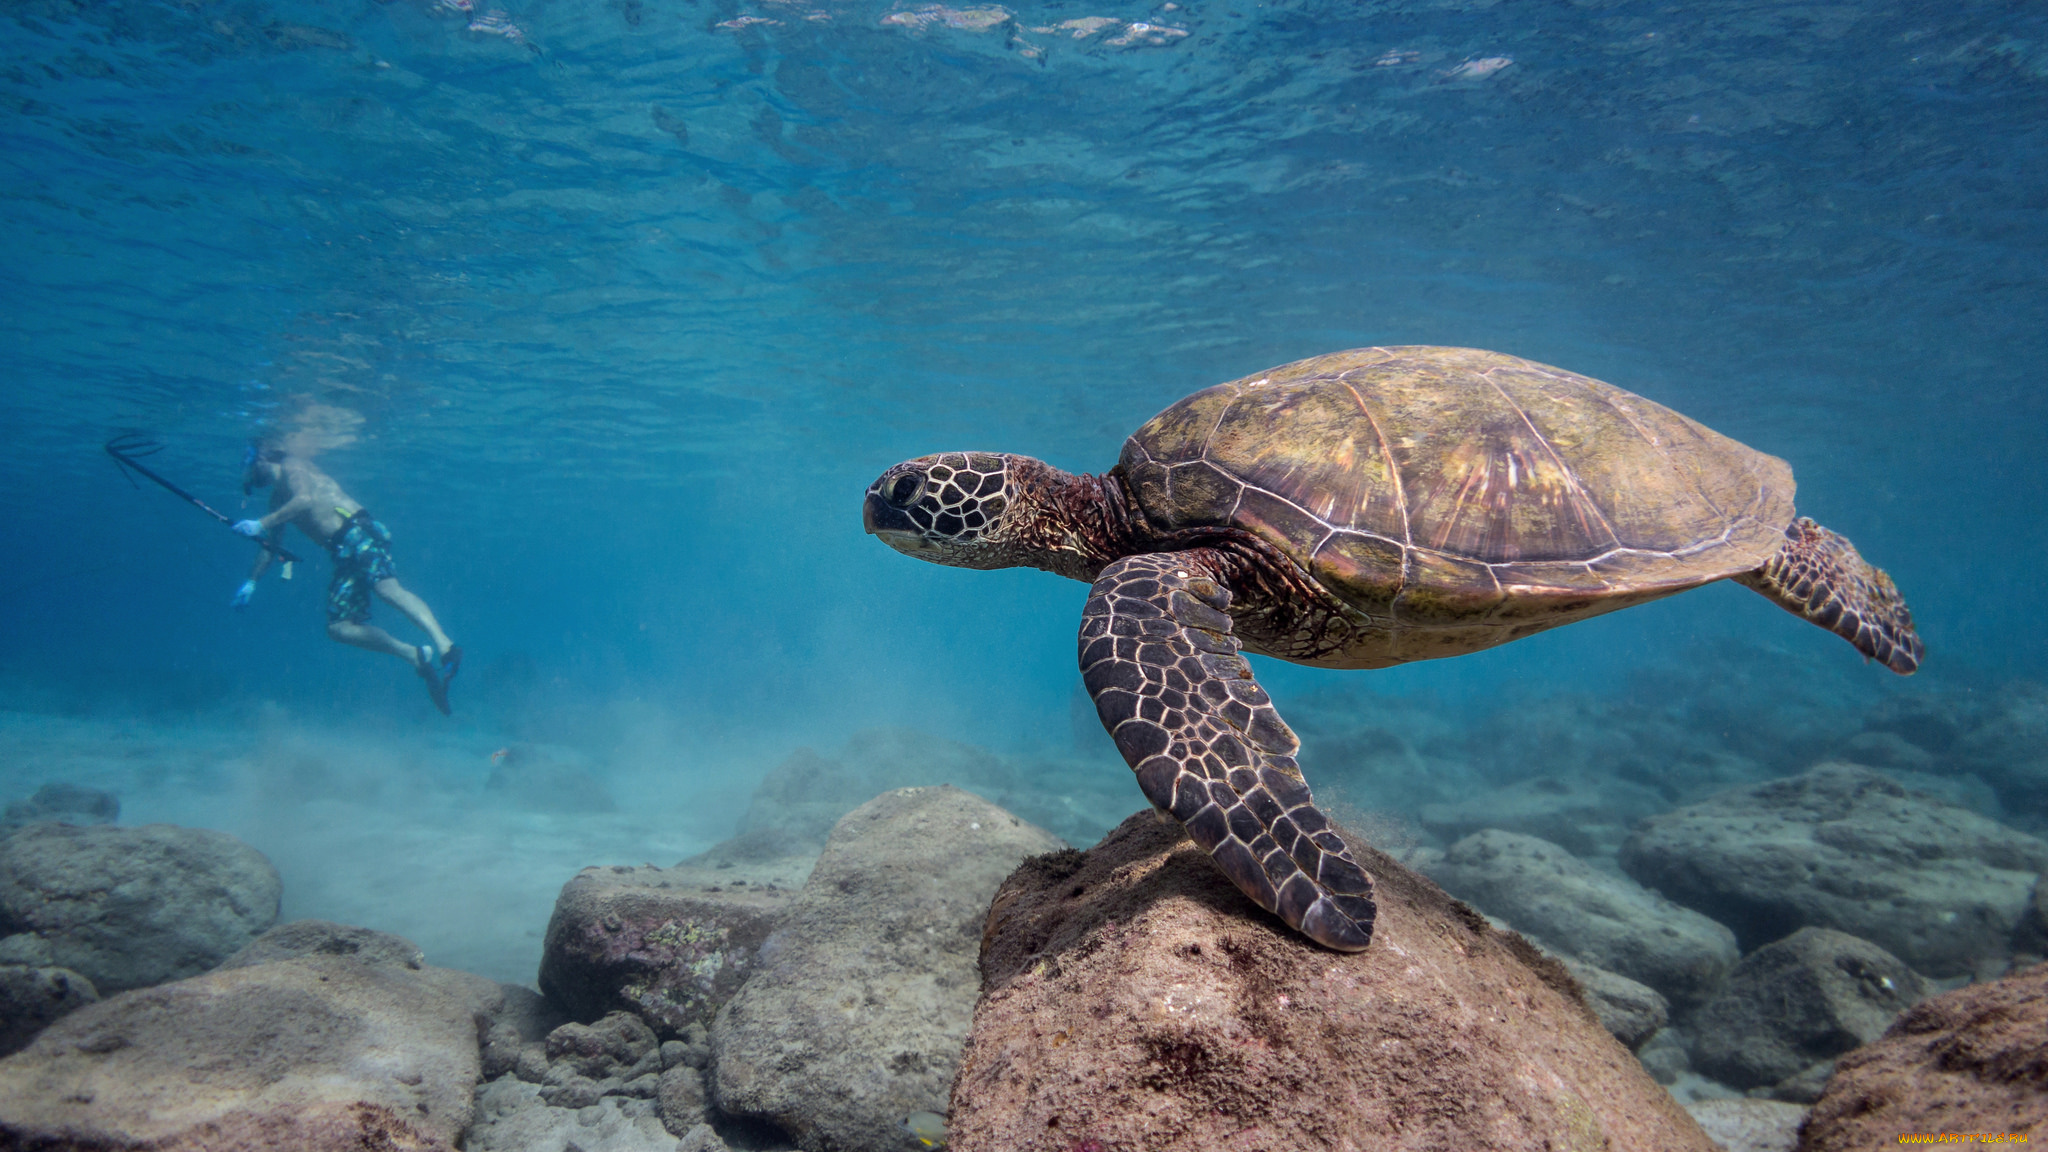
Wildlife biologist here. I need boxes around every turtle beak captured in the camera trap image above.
[863,491,916,537]
[864,491,939,555]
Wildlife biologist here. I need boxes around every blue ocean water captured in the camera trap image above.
[2,0,2045,979]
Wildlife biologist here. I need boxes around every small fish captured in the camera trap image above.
[902,1111,948,1148]
[490,747,512,765]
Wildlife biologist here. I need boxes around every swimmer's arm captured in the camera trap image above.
[251,493,315,535]
[239,494,310,577]
[245,527,281,580]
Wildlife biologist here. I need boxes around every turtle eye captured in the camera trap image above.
[884,472,923,508]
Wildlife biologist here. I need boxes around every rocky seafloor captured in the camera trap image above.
[0,653,2045,1150]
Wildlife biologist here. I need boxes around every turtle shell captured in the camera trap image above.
[1118,346,1795,666]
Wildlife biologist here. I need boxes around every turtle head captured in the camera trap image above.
[863,452,1031,570]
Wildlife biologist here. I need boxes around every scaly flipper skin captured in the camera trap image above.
[1080,552,1377,951]
[1735,517,1923,675]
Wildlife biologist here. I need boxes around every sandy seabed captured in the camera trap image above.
[0,707,751,985]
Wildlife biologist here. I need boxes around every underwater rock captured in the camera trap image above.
[464,1074,681,1152]
[474,1014,722,1145]
[676,1123,737,1151]
[1687,926,1926,1090]
[1553,953,1669,1051]
[1832,729,1938,773]
[0,938,500,1150]
[538,1010,663,1107]
[1856,691,1971,761]
[660,1021,712,1073]
[713,785,1063,1152]
[1282,692,1473,814]
[1451,679,1798,806]
[1427,829,1739,1010]
[1636,1027,1692,1085]
[0,963,98,1057]
[540,858,801,1038]
[223,919,565,1078]
[248,925,560,1082]
[2021,875,2048,962]
[1770,1056,1838,1105]
[950,811,1718,1152]
[481,985,563,1079]
[1682,1098,1805,1152]
[734,728,1018,854]
[0,782,119,833]
[732,727,1121,854]
[219,917,427,970]
[1800,960,2048,1150]
[1835,722,2003,816]
[0,822,280,993]
[546,1010,661,1080]
[1618,763,2048,978]
[657,1061,709,1134]
[735,745,889,854]
[1947,682,2048,825]
[1417,773,1667,857]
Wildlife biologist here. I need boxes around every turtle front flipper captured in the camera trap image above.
[1080,552,1377,951]
[1735,517,1924,675]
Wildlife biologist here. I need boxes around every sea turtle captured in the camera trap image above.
[861,346,1922,952]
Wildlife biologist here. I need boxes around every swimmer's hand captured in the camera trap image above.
[232,519,266,537]
[231,580,256,609]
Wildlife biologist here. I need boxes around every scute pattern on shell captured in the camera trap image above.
[1120,346,1796,666]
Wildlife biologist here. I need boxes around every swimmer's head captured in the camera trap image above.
[241,440,285,494]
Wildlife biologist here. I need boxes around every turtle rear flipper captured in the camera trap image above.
[1080,552,1377,951]
[1735,517,1923,675]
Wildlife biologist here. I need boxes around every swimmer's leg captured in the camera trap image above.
[327,619,427,665]
[373,577,454,660]
[331,618,452,714]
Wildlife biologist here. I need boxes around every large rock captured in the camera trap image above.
[1619,763,2048,978]
[538,1011,663,1107]
[466,1075,682,1152]
[0,964,98,1057]
[0,783,119,834]
[1945,681,2048,824]
[734,730,1021,854]
[713,786,1063,1152]
[1428,828,1739,1009]
[1827,727,2005,816]
[0,923,503,1150]
[1554,954,1668,1051]
[950,811,1719,1152]
[1688,926,1926,1090]
[540,859,802,1038]
[2024,875,2048,959]
[0,822,281,992]
[1801,960,2048,1150]
[737,727,1121,859]
[473,1007,732,1148]
[465,1008,759,1151]
[219,917,427,971]
[1684,1099,1805,1152]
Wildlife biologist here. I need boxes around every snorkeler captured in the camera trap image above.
[231,441,462,715]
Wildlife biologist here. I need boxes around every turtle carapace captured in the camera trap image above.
[862,346,1922,953]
